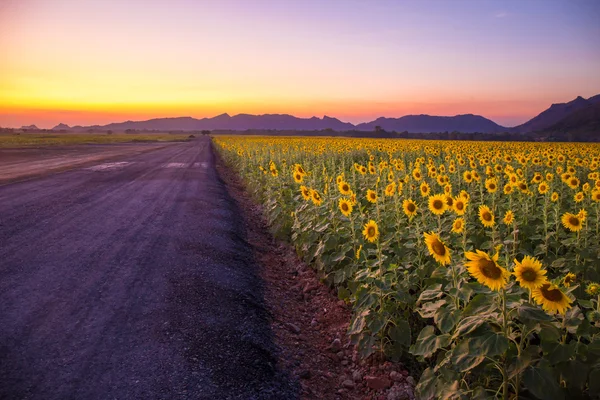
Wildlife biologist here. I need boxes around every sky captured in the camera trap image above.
[1,0,599,128]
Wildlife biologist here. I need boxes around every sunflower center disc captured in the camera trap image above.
[433,200,443,209]
[367,227,375,237]
[541,285,564,302]
[521,268,537,282]
[569,216,580,226]
[432,241,446,256]
[480,259,501,279]
[483,212,492,221]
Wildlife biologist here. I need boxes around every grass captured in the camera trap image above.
[0,133,193,147]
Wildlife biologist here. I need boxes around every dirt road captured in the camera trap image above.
[0,136,297,399]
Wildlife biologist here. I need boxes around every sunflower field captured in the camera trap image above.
[214,136,600,399]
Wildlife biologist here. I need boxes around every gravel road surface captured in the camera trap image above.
[0,136,297,399]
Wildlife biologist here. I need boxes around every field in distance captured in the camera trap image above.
[0,131,193,148]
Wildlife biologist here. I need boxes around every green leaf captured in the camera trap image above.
[473,330,509,357]
[555,359,589,391]
[434,305,461,333]
[348,308,369,335]
[589,367,600,397]
[449,339,486,372]
[337,286,350,301]
[418,284,443,302]
[415,367,437,400]
[542,341,576,364]
[367,313,386,335]
[462,294,496,317]
[538,322,562,342]
[522,361,564,400]
[417,299,446,319]
[409,326,451,358]
[453,315,491,338]
[389,319,411,348]
[517,303,553,323]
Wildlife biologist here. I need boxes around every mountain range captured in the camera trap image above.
[46,94,600,134]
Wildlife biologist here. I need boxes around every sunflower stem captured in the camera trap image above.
[501,288,509,400]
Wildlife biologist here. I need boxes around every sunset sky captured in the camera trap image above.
[1,0,599,128]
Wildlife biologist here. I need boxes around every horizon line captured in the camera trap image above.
[5,111,520,130]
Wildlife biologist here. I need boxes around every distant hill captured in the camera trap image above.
[53,114,355,132]
[355,114,506,133]
[20,125,39,130]
[40,93,599,136]
[541,101,600,139]
[52,123,71,131]
[51,113,507,133]
[512,95,600,133]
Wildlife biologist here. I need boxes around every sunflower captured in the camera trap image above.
[452,218,465,234]
[366,189,378,203]
[568,177,580,189]
[478,205,495,228]
[485,178,498,193]
[412,168,422,181]
[385,182,396,197]
[513,256,547,290]
[503,210,514,225]
[574,191,584,203]
[310,189,323,206]
[453,197,467,216]
[463,171,473,183]
[532,283,572,314]
[293,171,303,183]
[562,272,576,288]
[561,212,583,232]
[503,184,513,195]
[403,199,418,218]
[420,182,430,197]
[338,198,353,217]
[538,181,549,195]
[300,185,311,201]
[294,164,306,176]
[586,282,600,295]
[465,250,509,291]
[338,181,352,195]
[428,194,447,215]
[362,220,379,243]
[551,192,559,202]
[592,190,600,202]
[424,232,451,266]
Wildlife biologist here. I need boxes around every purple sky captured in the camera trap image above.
[1,0,599,128]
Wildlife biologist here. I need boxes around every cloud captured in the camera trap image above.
[495,12,508,18]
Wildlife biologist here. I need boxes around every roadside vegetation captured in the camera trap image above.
[215,136,600,399]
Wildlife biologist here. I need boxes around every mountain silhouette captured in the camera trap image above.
[512,95,600,133]
[542,101,600,136]
[355,114,505,133]
[51,113,503,133]
[54,114,354,132]
[45,94,600,134]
